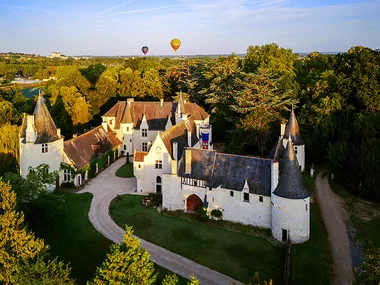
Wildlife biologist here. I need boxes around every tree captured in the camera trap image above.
[0,124,20,175]
[80,63,107,86]
[118,68,146,98]
[0,179,75,284]
[243,43,299,96]
[0,100,16,125]
[143,68,164,99]
[91,67,119,114]
[4,164,56,207]
[90,226,157,285]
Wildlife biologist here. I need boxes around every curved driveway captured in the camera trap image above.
[315,170,354,285]
[77,158,240,285]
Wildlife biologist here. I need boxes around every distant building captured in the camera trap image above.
[48,52,68,59]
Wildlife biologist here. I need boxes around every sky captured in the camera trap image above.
[0,0,379,56]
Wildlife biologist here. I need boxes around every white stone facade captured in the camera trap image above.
[271,195,310,243]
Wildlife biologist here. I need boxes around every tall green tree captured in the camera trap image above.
[90,226,157,285]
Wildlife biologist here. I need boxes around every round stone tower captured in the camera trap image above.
[271,140,310,243]
[19,96,64,177]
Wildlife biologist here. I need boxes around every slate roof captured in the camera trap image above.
[102,100,209,131]
[268,137,285,164]
[64,126,122,170]
[273,140,310,199]
[178,149,273,196]
[160,117,199,160]
[134,151,148,162]
[20,96,61,144]
[284,109,304,145]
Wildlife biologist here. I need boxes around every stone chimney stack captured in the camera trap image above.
[187,130,192,147]
[160,99,164,107]
[73,134,77,139]
[25,114,36,143]
[171,142,178,174]
[281,123,286,137]
[57,128,61,137]
[127,98,134,107]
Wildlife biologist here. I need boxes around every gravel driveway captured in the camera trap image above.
[315,170,354,284]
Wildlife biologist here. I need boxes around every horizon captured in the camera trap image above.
[0,0,379,56]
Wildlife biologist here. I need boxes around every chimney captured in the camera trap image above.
[25,114,36,143]
[185,149,191,174]
[160,98,163,107]
[173,142,178,161]
[73,134,77,139]
[280,123,286,137]
[184,99,187,104]
[171,142,178,174]
[183,114,188,121]
[57,128,61,137]
[127,98,134,107]
[177,103,182,117]
[196,124,200,139]
[187,130,192,147]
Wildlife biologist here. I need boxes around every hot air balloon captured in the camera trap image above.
[170,39,181,52]
[141,46,149,55]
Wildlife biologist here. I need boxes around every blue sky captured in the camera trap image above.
[0,0,379,55]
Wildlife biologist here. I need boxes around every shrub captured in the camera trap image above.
[211,208,223,218]
[60,182,75,189]
[196,207,209,222]
[147,193,162,208]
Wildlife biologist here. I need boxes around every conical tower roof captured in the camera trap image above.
[33,96,60,143]
[283,109,304,145]
[273,140,310,199]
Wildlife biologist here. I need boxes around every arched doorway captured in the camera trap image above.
[156,176,162,194]
[186,194,203,212]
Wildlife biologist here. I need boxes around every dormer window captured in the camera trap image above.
[42,143,48,153]
[110,119,113,125]
[142,129,147,137]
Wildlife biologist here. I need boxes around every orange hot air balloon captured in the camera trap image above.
[170,38,181,52]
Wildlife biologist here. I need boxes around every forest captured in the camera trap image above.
[1,44,380,201]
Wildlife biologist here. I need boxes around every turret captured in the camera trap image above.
[271,140,310,243]
[283,109,305,171]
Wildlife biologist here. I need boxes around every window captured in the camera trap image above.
[142,128,147,137]
[42,143,48,153]
[259,196,263,203]
[230,191,234,197]
[123,145,126,150]
[193,180,197,186]
[212,198,215,202]
[155,160,162,169]
[306,204,308,211]
[63,169,71,182]
[130,139,132,142]
[209,187,212,191]
[110,119,113,125]
[294,147,298,154]
[243,192,249,202]
[127,127,129,132]
[142,142,148,151]
[156,176,162,193]
[138,164,141,169]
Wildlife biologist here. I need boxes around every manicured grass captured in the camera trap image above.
[34,192,112,284]
[115,163,134,178]
[35,191,189,285]
[289,172,333,285]
[110,194,285,283]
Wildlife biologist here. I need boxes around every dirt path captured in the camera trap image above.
[77,158,240,285]
[315,170,354,285]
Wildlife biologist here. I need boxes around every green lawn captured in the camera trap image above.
[35,192,112,284]
[35,191,189,285]
[110,194,285,283]
[289,172,333,285]
[115,163,134,178]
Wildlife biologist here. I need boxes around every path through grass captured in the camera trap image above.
[35,191,188,285]
[110,194,285,283]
